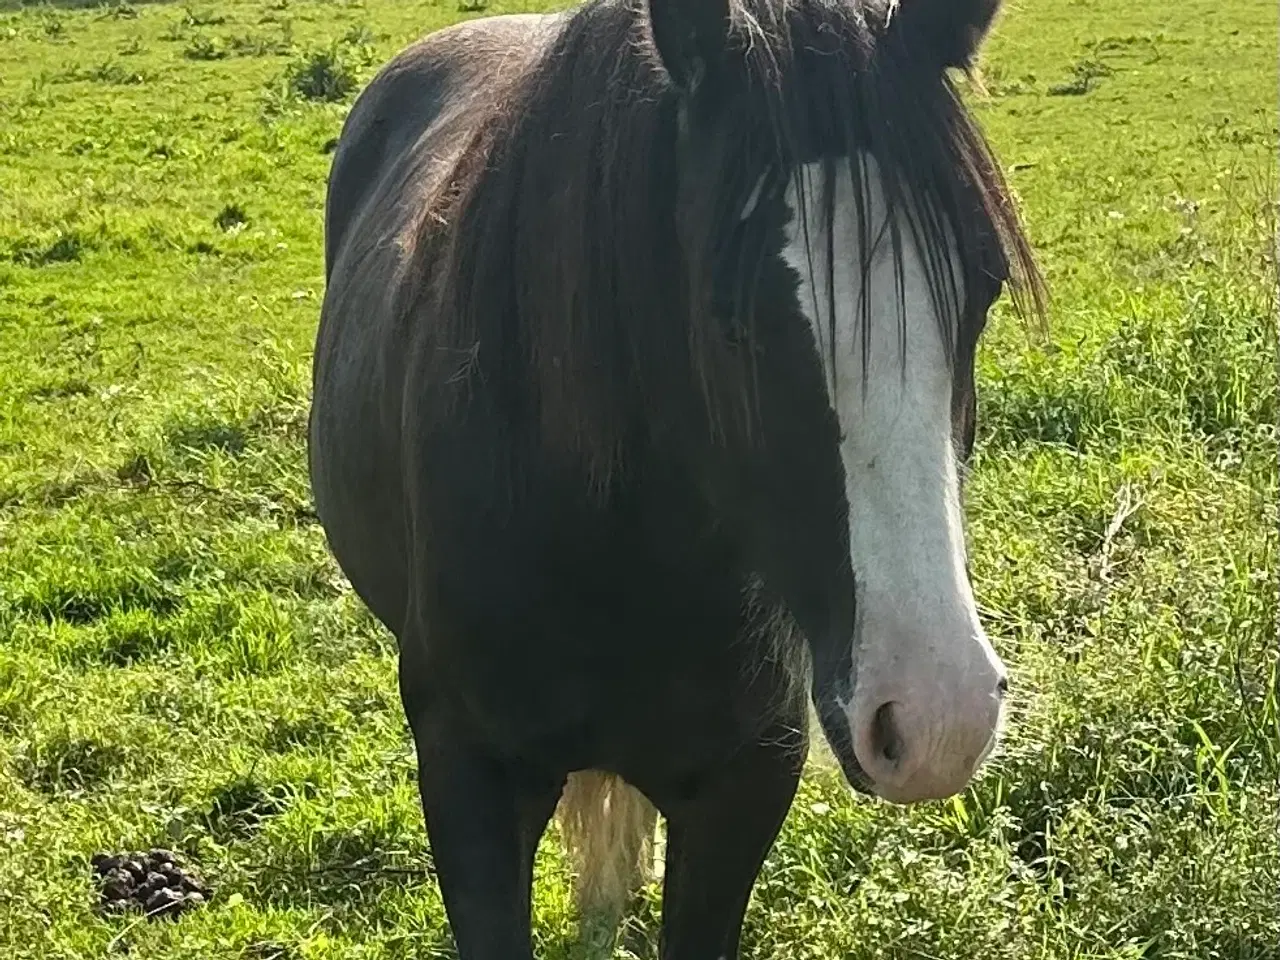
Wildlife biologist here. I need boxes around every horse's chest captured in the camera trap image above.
[446,625,793,783]
[419,469,792,775]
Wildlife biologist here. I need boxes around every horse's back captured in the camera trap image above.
[312,12,562,634]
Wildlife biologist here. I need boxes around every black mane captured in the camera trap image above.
[400,0,1044,483]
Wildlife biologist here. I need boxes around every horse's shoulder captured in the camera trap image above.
[324,13,562,279]
[349,13,563,142]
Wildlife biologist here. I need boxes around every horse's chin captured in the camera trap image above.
[813,694,876,796]
[833,749,877,798]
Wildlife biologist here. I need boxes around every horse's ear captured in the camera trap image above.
[889,0,1004,70]
[648,0,731,92]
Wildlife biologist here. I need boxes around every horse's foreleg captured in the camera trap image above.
[656,719,806,960]
[402,653,564,960]
[412,732,562,958]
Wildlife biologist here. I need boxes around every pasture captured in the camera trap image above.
[0,0,1276,956]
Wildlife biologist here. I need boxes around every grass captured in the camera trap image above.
[0,0,1275,957]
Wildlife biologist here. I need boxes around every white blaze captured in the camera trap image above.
[781,156,1006,804]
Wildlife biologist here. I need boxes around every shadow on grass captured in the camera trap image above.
[13,730,126,793]
[0,0,181,10]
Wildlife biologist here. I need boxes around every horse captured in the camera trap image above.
[307,0,1043,955]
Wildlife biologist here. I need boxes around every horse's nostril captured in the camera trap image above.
[996,676,1009,697]
[870,702,904,766]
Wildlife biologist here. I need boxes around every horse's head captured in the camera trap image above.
[648,0,1041,803]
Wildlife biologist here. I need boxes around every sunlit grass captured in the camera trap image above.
[0,0,1275,957]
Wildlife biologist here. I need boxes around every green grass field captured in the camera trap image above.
[0,0,1276,957]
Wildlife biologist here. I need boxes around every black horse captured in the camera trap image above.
[308,0,1042,955]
